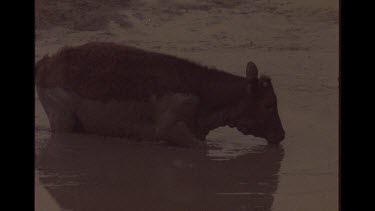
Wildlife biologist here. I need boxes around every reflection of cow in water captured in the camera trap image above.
[36,42,285,147]
[37,133,285,211]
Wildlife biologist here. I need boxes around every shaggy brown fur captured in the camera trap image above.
[35,42,249,109]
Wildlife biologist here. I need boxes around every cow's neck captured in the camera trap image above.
[193,72,249,139]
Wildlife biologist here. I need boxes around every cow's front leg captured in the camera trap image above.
[154,94,204,148]
[157,120,205,148]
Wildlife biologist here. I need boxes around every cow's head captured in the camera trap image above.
[228,62,285,144]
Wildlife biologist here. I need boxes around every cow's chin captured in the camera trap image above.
[265,133,285,145]
[266,138,281,145]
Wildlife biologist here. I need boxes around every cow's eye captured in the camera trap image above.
[265,104,275,110]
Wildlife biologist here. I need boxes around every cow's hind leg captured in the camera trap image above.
[37,87,78,133]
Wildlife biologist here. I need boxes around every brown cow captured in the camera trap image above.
[35,42,285,147]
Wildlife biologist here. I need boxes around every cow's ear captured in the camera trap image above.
[246,62,258,80]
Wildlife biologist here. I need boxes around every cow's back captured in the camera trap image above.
[36,42,203,102]
[36,42,247,108]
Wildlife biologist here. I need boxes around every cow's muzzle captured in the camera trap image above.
[266,131,285,145]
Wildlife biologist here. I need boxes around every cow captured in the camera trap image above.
[35,42,285,148]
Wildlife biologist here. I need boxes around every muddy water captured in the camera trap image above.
[36,133,283,211]
[35,0,338,210]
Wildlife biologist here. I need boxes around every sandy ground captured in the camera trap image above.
[35,0,339,210]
